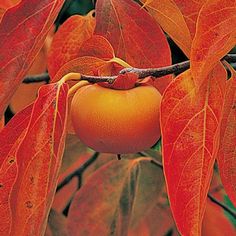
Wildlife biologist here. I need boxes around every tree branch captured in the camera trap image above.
[56,152,99,192]
[119,60,190,78]
[208,194,236,219]
[23,72,50,84]
[23,53,236,84]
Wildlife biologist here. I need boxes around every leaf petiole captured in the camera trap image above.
[68,80,90,97]
[109,57,132,68]
[59,72,82,84]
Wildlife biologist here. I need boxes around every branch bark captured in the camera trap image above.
[56,152,99,192]
[23,72,50,84]
[23,53,236,84]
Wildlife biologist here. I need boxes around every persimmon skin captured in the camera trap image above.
[71,84,161,154]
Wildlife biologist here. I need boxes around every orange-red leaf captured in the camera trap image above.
[160,64,227,235]
[10,26,54,114]
[79,35,126,76]
[202,200,235,235]
[0,1,14,21]
[0,82,69,235]
[59,134,90,175]
[0,0,65,118]
[0,0,21,8]
[48,10,95,78]
[67,158,164,236]
[12,83,68,235]
[0,116,4,130]
[52,56,113,83]
[128,199,178,236]
[141,0,192,57]
[45,209,68,236]
[0,9,4,21]
[95,0,172,93]
[0,0,20,14]
[0,1,14,9]
[52,34,136,90]
[78,35,115,60]
[0,105,32,235]
[95,0,171,69]
[173,0,205,39]
[217,66,236,206]
[53,135,91,212]
[191,0,236,87]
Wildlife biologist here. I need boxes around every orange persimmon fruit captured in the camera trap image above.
[71,84,161,154]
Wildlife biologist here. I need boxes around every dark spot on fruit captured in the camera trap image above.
[0,183,3,188]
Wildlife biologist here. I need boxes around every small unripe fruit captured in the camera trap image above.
[71,84,161,154]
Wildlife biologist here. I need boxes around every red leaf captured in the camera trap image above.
[45,209,68,236]
[141,0,192,57]
[160,64,227,235]
[52,34,128,84]
[53,135,92,212]
[95,0,172,92]
[77,35,124,76]
[0,0,65,118]
[173,0,205,39]
[202,200,235,235]
[0,116,4,130]
[77,35,130,76]
[95,0,171,68]
[48,11,95,78]
[10,27,54,114]
[0,105,32,235]
[59,134,90,175]
[128,197,178,236]
[67,158,164,236]
[190,0,236,86]
[52,56,113,83]
[0,82,69,235]
[217,66,236,206]
[78,35,115,60]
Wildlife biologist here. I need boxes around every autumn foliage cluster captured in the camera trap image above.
[0,0,236,235]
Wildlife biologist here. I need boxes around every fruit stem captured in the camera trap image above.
[68,80,90,96]
[110,57,132,68]
[117,154,122,160]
